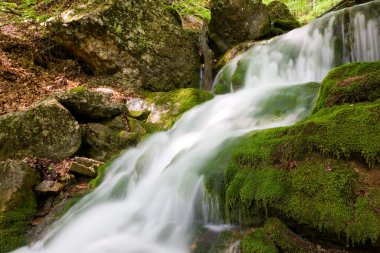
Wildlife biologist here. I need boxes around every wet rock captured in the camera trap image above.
[209,0,270,53]
[35,180,64,193]
[57,86,126,121]
[0,160,39,252]
[0,99,82,160]
[47,0,200,91]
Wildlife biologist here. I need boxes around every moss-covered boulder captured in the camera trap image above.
[0,160,39,253]
[240,218,315,253]
[57,87,127,121]
[205,62,380,248]
[313,60,380,113]
[0,99,82,160]
[209,0,270,53]
[79,115,138,161]
[48,0,200,91]
[144,88,214,129]
[267,1,300,31]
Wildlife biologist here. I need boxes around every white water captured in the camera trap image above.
[13,2,380,253]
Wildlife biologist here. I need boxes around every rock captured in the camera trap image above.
[57,86,126,121]
[313,60,380,113]
[209,0,270,53]
[35,180,63,193]
[69,162,96,178]
[0,160,39,252]
[74,157,104,168]
[267,1,300,31]
[144,88,214,129]
[0,99,82,160]
[48,0,200,91]
[264,218,316,252]
[79,116,138,161]
[127,110,151,121]
[180,14,203,32]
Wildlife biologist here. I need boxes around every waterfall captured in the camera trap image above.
[12,2,380,253]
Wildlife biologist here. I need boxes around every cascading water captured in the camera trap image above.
[12,2,380,253]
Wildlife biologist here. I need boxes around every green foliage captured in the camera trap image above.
[263,0,342,23]
[169,0,211,21]
[0,0,57,22]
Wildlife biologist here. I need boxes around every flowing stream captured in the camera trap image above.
[13,2,380,253]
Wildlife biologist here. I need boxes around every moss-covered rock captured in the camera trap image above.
[241,228,278,253]
[267,1,300,31]
[209,0,270,53]
[79,115,138,161]
[144,88,214,129]
[0,99,82,160]
[0,160,39,253]
[57,87,127,121]
[204,62,380,247]
[313,61,380,113]
[47,0,200,91]
[264,218,316,252]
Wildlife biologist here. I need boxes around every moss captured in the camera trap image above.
[230,59,249,91]
[241,228,278,253]
[0,161,39,253]
[89,162,111,189]
[212,65,233,94]
[313,61,380,113]
[264,218,316,253]
[143,88,213,129]
[210,97,380,245]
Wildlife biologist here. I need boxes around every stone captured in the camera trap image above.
[74,157,104,168]
[127,110,151,121]
[209,0,271,53]
[80,120,138,161]
[0,160,39,252]
[267,1,300,31]
[0,99,82,160]
[47,0,200,91]
[69,162,96,178]
[35,180,63,193]
[57,87,126,121]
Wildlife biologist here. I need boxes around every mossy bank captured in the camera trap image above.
[203,60,380,251]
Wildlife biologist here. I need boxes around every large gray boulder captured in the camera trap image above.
[0,99,82,160]
[209,0,270,53]
[47,0,200,91]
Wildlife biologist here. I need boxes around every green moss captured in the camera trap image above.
[213,65,233,95]
[0,162,38,253]
[264,218,316,253]
[143,88,213,129]
[89,162,111,189]
[313,61,380,113]
[211,98,380,245]
[230,59,249,91]
[241,229,278,253]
